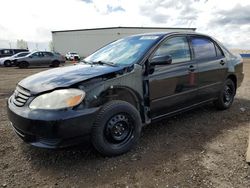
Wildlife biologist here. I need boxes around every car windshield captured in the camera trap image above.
[84,35,162,66]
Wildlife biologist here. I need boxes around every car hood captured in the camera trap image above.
[18,64,124,94]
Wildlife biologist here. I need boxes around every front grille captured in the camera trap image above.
[13,86,31,107]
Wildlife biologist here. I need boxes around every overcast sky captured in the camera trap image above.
[0,0,249,50]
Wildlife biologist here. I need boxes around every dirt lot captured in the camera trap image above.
[0,61,250,188]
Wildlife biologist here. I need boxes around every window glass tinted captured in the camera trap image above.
[191,37,216,59]
[153,36,191,64]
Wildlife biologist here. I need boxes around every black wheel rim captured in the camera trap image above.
[104,113,134,146]
[223,84,234,106]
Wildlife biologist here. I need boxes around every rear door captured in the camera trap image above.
[148,35,199,119]
[189,36,227,101]
[42,52,54,65]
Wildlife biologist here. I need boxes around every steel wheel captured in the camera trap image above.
[91,100,141,156]
[223,84,234,106]
[214,78,236,110]
[104,113,134,146]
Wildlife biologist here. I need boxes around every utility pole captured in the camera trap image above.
[9,42,12,49]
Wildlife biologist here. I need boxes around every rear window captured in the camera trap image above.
[191,37,216,59]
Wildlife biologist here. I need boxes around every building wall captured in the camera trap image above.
[52,27,195,57]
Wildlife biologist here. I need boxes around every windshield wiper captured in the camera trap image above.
[91,60,117,67]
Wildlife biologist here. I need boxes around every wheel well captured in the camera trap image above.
[101,88,139,108]
[99,87,145,122]
[227,74,237,89]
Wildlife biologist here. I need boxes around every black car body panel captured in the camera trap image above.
[8,98,99,148]
[7,32,244,149]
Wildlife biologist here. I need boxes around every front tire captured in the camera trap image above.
[18,61,29,69]
[214,79,236,110]
[91,100,142,156]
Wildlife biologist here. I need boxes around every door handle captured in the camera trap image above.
[220,60,225,65]
[188,65,196,72]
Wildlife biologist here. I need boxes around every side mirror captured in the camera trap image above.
[150,55,172,65]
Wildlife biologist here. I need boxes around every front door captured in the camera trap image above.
[148,35,199,119]
[29,52,44,66]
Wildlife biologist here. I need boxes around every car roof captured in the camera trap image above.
[129,31,212,38]
[31,51,53,53]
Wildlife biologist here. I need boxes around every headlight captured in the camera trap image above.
[29,89,85,110]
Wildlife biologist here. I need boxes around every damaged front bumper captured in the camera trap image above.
[7,97,100,148]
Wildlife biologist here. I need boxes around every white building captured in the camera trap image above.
[52,26,196,57]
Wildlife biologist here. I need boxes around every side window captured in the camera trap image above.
[32,52,40,57]
[43,52,53,57]
[153,36,191,64]
[191,37,216,59]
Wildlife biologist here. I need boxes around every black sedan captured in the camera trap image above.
[7,32,244,156]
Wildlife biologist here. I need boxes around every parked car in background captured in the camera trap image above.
[15,51,65,68]
[0,52,30,67]
[65,52,80,61]
[7,32,244,156]
[0,49,29,58]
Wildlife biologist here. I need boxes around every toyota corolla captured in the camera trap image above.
[7,32,244,156]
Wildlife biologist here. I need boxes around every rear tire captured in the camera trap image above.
[4,60,11,67]
[18,61,29,69]
[91,100,142,156]
[214,79,236,110]
[51,60,60,67]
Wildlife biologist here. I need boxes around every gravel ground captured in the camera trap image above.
[0,61,250,188]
